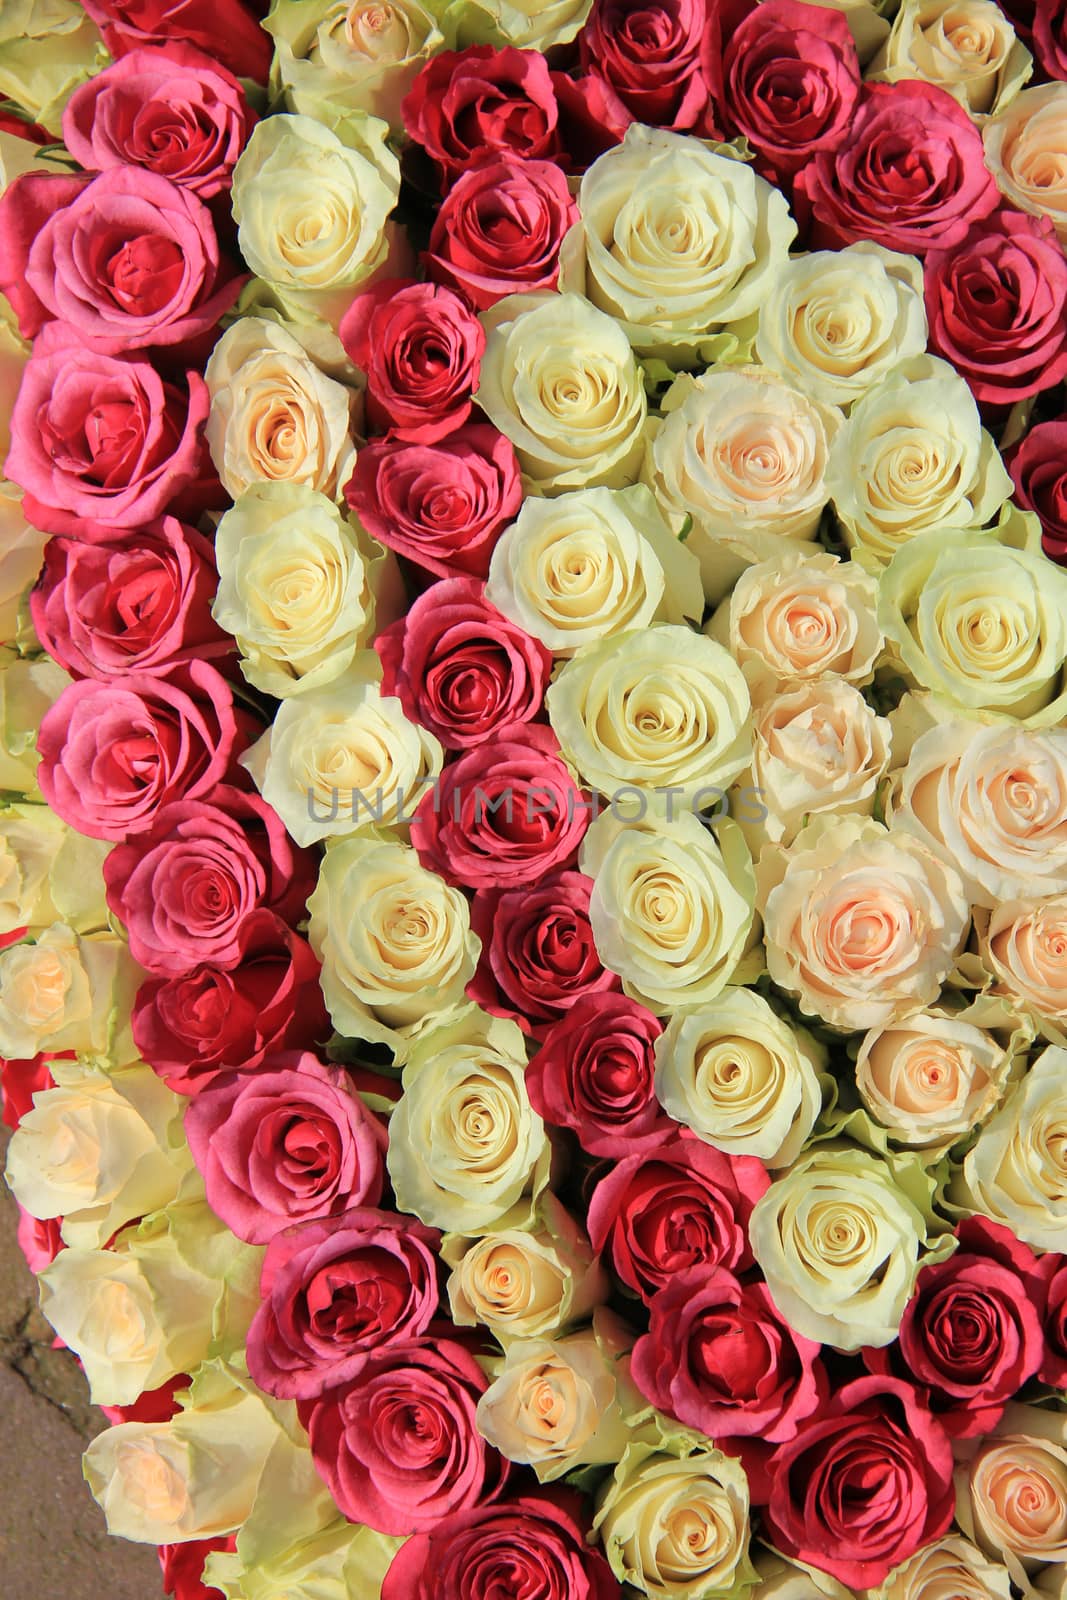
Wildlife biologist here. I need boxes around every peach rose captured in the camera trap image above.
[983,84,1067,246]
[957,1405,1067,1581]
[855,1010,1007,1147]
[984,896,1067,1029]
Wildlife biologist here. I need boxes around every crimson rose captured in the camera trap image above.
[578,0,711,131]
[1008,417,1067,563]
[426,156,578,311]
[402,46,563,183]
[79,0,272,83]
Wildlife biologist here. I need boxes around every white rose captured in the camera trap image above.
[855,1010,1008,1147]
[869,0,1032,116]
[445,0,592,48]
[0,923,138,1060]
[876,1535,1012,1600]
[984,84,1067,245]
[956,1044,1067,1251]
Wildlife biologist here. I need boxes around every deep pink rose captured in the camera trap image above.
[402,46,563,184]
[31,516,229,680]
[104,785,314,975]
[1008,417,1067,563]
[339,279,484,444]
[794,81,999,254]
[587,1132,770,1300]
[15,1207,64,1276]
[79,0,272,83]
[526,993,671,1158]
[633,1266,826,1443]
[376,577,550,750]
[184,1052,386,1244]
[159,1538,233,1600]
[578,0,712,131]
[297,1339,509,1535]
[924,209,1067,404]
[132,910,328,1095]
[410,723,589,891]
[467,871,620,1036]
[0,1051,59,1130]
[764,1376,956,1588]
[247,1209,442,1399]
[344,423,522,581]
[1036,1253,1067,1386]
[4,322,220,541]
[62,44,256,199]
[1034,0,1067,76]
[37,662,240,841]
[425,155,579,311]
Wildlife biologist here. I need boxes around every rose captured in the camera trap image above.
[246,1208,441,1400]
[763,1377,955,1588]
[761,817,969,1032]
[307,833,479,1058]
[547,624,751,801]
[198,1526,399,1600]
[868,0,1031,116]
[956,1044,1067,1252]
[467,871,619,1036]
[426,156,578,312]
[344,424,522,580]
[36,663,239,842]
[577,0,711,130]
[0,1,107,136]
[653,988,824,1168]
[1008,418,1067,564]
[184,1052,386,1245]
[485,484,701,657]
[104,785,313,977]
[794,81,999,254]
[16,1210,63,1277]
[855,1011,1006,1147]
[984,896,1067,1027]
[410,722,589,891]
[0,802,72,938]
[0,486,47,646]
[0,655,71,799]
[957,1405,1067,1577]
[376,577,551,750]
[132,911,329,1096]
[632,1266,825,1444]
[79,0,273,82]
[983,84,1067,246]
[877,1536,1013,1600]
[475,292,647,495]
[1035,0,1067,71]
[4,324,219,542]
[754,243,927,411]
[380,1492,620,1600]
[587,1131,769,1300]
[339,279,485,445]
[204,317,359,503]
[162,1539,237,1600]
[1038,1254,1067,1386]
[401,46,562,182]
[0,927,133,1064]
[61,44,255,198]
[30,518,228,681]
[556,125,796,361]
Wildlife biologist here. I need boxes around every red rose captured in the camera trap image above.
[763,1376,955,1588]
[525,992,670,1157]
[101,1374,188,1426]
[80,0,272,83]
[632,1266,826,1443]
[247,1208,442,1400]
[410,723,589,891]
[1008,417,1067,563]
[924,209,1067,405]
[37,662,241,841]
[402,46,563,183]
[376,576,551,750]
[159,1538,234,1600]
[794,81,999,254]
[344,423,522,581]
[1036,1253,1067,1386]
[381,1492,620,1600]
[1034,0,1067,76]
[0,1052,58,1130]
[467,871,620,1036]
[425,156,578,312]
[297,1339,509,1535]
[62,44,256,199]
[31,517,229,680]
[586,1132,770,1300]
[132,910,328,1095]
[184,1053,386,1244]
[578,0,712,131]
[104,785,314,976]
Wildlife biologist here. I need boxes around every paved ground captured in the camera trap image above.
[0,1124,164,1600]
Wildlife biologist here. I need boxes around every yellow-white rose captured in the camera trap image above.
[957,1406,1067,1580]
[646,367,839,603]
[0,485,48,648]
[984,896,1067,1029]
[0,313,29,461]
[476,292,647,495]
[876,1536,1012,1600]
[204,1521,404,1600]
[0,801,67,935]
[558,124,795,363]
[984,84,1067,244]
[307,833,479,1058]
[0,923,138,1060]
[547,624,751,801]
[827,356,1012,568]
[241,655,442,846]
[212,483,380,699]
[654,988,824,1167]
[444,0,592,47]
[0,653,70,796]
[484,484,702,657]
[869,0,1031,116]
[956,1044,1067,1251]
[753,1554,856,1600]
[855,1010,1007,1147]
[0,1,107,134]
[755,243,927,410]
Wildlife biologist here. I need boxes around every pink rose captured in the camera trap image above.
[184,1052,386,1244]
[247,1209,442,1399]
[402,46,563,184]
[37,662,241,841]
[16,1207,64,1276]
[577,0,712,131]
[79,0,273,84]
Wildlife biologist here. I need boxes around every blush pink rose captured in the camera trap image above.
[79,0,272,84]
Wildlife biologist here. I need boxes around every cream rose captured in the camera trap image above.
[475,292,647,494]
[0,801,67,936]
[654,988,824,1167]
[957,1406,1067,1579]
[877,1535,1013,1600]
[985,896,1067,1029]
[546,624,751,801]
[760,816,969,1031]
[984,83,1067,245]
[756,243,927,411]
[447,0,592,48]
[956,1044,1067,1251]
[558,124,795,362]
[855,1010,1007,1147]
[212,483,379,699]
[869,0,1032,116]
[307,833,479,1057]
[204,317,360,503]
[0,653,70,797]
[0,486,48,647]
[484,484,702,656]
[0,923,139,1061]
[646,367,839,603]
[0,1,106,135]
[827,356,1012,568]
